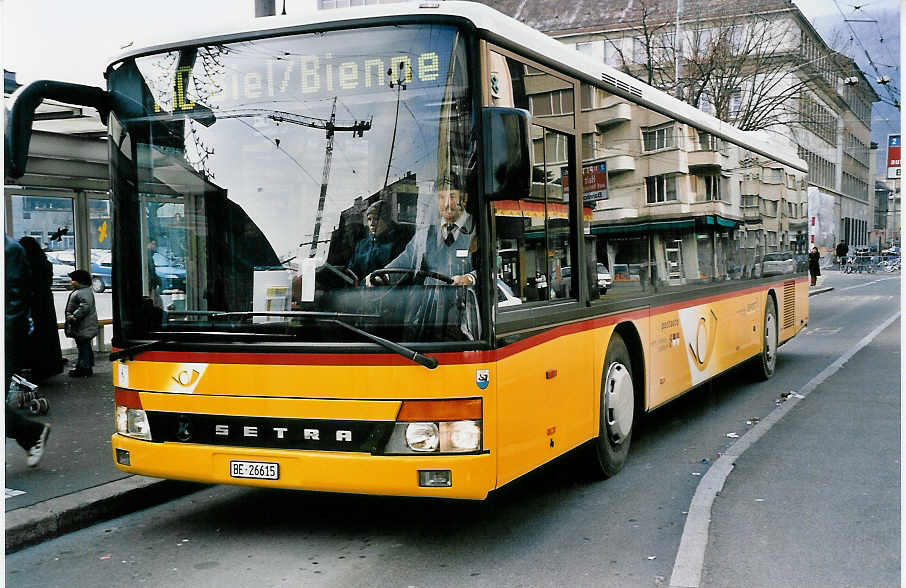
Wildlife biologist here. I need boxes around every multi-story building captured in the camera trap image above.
[474,0,878,251]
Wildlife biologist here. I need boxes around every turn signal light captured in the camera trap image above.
[397,398,482,421]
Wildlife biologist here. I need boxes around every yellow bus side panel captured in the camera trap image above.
[647,291,764,409]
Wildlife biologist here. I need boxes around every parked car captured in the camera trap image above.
[596,263,613,293]
[760,251,796,276]
[90,261,112,293]
[153,252,186,293]
[496,279,522,308]
[48,255,74,290]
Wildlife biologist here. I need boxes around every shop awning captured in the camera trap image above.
[493,199,593,222]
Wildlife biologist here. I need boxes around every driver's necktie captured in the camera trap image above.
[444,224,456,246]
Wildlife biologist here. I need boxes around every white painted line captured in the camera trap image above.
[5,489,27,499]
[669,311,900,588]
[836,277,899,292]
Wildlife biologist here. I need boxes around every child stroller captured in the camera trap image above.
[7,373,49,415]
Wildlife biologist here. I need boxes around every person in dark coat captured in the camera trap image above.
[5,235,51,467]
[18,237,64,380]
[65,269,99,377]
[835,241,849,266]
[347,200,408,282]
[808,246,821,286]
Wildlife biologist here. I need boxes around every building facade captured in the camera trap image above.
[474,0,878,252]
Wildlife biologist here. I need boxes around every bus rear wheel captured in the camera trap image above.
[752,297,778,381]
[586,332,634,479]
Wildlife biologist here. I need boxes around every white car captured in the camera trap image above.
[497,279,522,307]
[761,251,796,277]
[596,263,613,293]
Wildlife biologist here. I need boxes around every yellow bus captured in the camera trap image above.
[7,2,808,499]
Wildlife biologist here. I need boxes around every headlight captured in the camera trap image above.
[115,406,153,440]
[405,422,439,452]
[440,420,481,452]
[383,398,484,454]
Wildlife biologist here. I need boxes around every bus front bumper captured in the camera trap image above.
[111,434,495,499]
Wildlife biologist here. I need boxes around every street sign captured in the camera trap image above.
[887,134,900,179]
[562,161,609,203]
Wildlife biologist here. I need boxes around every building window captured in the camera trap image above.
[646,174,677,203]
[530,89,574,117]
[695,174,723,201]
[642,124,674,152]
[728,90,742,118]
[697,131,721,151]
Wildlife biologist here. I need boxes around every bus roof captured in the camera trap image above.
[111,0,806,173]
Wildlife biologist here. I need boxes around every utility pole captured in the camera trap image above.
[674,0,684,100]
[384,62,407,189]
[213,105,372,258]
[310,98,338,258]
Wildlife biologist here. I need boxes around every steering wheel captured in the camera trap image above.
[365,268,454,288]
[319,263,358,286]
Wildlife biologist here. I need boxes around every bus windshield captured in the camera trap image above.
[107,24,480,346]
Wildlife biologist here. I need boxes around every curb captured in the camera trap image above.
[5,476,205,553]
[808,286,833,296]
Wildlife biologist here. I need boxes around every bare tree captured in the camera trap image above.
[608,4,846,134]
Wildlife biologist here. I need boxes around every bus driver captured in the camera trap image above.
[366,176,477,287]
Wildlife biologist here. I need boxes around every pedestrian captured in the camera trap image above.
[808,246,821,286]
[18,236,65,380]
[5,235,51,467]
[65,269,98,378]
[835,241,849,267]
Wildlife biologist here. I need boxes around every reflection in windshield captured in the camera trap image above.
[109,24,478,345]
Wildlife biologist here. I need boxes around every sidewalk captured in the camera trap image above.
[700,316,900,587]
[5,357,202,552]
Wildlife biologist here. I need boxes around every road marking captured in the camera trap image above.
[5,489,26,499]
[669,310,901,588]
[836,277,899,292]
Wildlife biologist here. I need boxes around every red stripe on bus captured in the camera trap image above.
[118,279,802,366]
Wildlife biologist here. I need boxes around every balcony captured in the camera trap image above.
[605,153,635,173]
[687,149,723,170]
[592,102,632,129]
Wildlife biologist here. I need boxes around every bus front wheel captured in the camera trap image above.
[587,332,634,478]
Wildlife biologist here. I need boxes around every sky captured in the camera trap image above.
[1,0,898,86]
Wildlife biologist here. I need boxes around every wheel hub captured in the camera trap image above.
[764,313,776,367]
[604,362,634,444]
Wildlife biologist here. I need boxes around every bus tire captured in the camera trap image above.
[752,296,778,381]
[587,332,634,479]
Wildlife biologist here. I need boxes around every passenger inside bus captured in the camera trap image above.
[347,200,408,283]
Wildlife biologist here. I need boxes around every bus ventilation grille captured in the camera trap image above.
[601,73,643,98]
[782,281,796,329]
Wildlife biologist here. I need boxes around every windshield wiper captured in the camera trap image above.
[209,310,377,320]
[109,340,169,363]
[210,311,438,369]
[112,312,438,370]
[325,319,439,370]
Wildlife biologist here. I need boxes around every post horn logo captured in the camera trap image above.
[688,310,718,370]
[173,369,201,387]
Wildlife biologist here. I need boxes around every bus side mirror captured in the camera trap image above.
[482,107,532,201]
[5,80,112,178]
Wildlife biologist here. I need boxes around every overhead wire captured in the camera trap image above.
[830,0,900,106]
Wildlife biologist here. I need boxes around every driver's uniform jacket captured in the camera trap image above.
[385,213,476,284]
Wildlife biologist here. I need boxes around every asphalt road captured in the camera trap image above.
[7,272,900,587]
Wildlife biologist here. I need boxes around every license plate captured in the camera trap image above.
[230,460,279,480]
